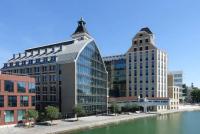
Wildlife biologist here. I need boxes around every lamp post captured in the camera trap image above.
[4,112,8,134]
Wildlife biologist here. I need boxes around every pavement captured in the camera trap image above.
[0,104,200,134]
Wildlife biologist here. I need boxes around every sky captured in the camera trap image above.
[0,0,199,87]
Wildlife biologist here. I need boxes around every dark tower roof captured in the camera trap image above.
[140,27,153,34]
[72,17,89,35]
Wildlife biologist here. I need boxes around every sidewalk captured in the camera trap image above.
[0,105,200,134]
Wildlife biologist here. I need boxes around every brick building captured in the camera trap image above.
[0,73,35,125]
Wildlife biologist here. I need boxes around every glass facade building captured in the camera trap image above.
[77,41,107,113]
[1,18,108,115]
[103,55,126,97]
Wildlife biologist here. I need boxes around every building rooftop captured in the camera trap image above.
[140,27,153,34]
[103,54,126,61]
[72,17,89,35]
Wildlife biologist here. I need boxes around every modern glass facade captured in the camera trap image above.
[104,56,126,97]
[77,41,107,113]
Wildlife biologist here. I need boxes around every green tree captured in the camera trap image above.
[45,106,60,125]
[110,102,121,115]
[25,109,38,127]
[191,89,200,103]
[73,105,85,120]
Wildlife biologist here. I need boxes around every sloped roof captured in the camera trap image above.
[140,27,153,34]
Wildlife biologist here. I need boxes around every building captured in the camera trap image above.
[1,18,108,115]
[167,74,179,110]
[103,55,126,97]
[0,73,35,125]
[126,27,168,111]
[168,71,184,102]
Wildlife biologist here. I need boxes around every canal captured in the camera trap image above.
[72,111,200,134]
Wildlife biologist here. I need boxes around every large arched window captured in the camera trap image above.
[76,41,107,113]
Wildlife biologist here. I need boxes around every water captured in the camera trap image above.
[72,111,200,134]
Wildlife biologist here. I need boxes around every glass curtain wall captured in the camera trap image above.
[77,41,107,114]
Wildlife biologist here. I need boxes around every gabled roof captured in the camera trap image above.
[72,17,89,35]
[140,27,153,34]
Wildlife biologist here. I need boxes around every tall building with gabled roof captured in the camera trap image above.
[1,18,108,115]
[126,27,168,111]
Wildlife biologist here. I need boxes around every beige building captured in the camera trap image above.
[168,74,179,110]
[126,27,168,111]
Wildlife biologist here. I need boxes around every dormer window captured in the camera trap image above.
[50,56,56,62]
[36,58,40,64]
[15,62,19,66]
[4,63,8,68]
[29,60,33,64]
[22,61,26,65]
[43,57,48,63]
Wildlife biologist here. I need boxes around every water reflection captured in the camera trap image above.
[74,112,200,134]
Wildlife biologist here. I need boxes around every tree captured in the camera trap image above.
[110,102,121,115]
[25,109,38,127]
[45,106,60,125]
[191,89,200,103]
[73,105,85,120]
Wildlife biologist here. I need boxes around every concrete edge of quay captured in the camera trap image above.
[52,107,200,134]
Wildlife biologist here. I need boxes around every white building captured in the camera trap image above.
[168,71,184,102]
[126,27,168,111]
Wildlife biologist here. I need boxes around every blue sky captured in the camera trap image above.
[0,0,199,87]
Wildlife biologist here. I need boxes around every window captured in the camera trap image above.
[42,66,47,72]
[134,41,137,44]
[145,39,149,42]
[34,67,40,73]
[145,46,148,50]
[8,96,17,107]
[50,56,56,62]
[43,95,47,101]
[32,96,36,106]
[20,96,29,107]
[29,60,33,64]
[22,61,26,65]
[0,95,4,107]
[140,47,143,51]
[50,95,56,101]
[5,110,14,123]
[29,83,36,93]
[36,58,40,64]
[15,62,19,66]
[140,40,142,43]
[9,62,13,67]
[17,110,26,121]
[50,86,56,94]
[5,80,14,92]
[43,57,48,63]
[17,82,26,93]
[49,65,56,71]
[134,48,137,51]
